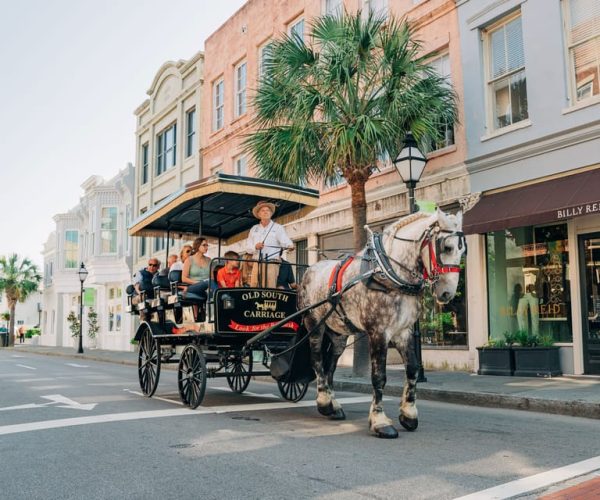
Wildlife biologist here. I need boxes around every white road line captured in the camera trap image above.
[454,455,600,500]
[14,378,56,382]
[212,386,280,399]
[65,363,89,368]
[11,355,25,358]
[124,389,184,406]
[16,364,36,370]
[0,395,374,436]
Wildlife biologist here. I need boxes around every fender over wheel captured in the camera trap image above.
[226,355,252,394]
[138,326,161,397]
[178,344,207,409]
[277,379,309,402]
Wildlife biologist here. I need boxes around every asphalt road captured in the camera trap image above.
[1,350,599,500]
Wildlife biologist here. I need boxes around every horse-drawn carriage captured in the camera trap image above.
[127,172,467,439]
[127,173,319,408]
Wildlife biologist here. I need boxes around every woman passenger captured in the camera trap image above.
[170,244,192,272]
[182,237,211,297]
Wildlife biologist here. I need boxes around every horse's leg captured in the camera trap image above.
[367,333,398,439]
[306,314,337,419]
[395,331,419,432]
[320,329,347,420]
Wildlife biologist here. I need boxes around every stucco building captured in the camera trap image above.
[201,0,470,368]
[459,0,600,374]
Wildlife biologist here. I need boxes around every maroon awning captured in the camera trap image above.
[463,168,600,234]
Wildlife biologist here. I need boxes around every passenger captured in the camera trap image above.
[277,258,297,290]
[182,237,212,297]
[246,201,294,288]
[158,254,178,277]
[217,251,242,288]
[170,245,192,272]
[240,253,254,287]
[133,258,160,298]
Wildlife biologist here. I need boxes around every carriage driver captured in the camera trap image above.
[246,200,294,288]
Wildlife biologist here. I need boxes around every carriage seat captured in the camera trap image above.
[167,270,207,304]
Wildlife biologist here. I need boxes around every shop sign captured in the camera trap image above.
[557,202,600,220]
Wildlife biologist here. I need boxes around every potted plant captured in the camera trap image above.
[477,332,516,376]
[87,307,99,349]
[513,331,561,377]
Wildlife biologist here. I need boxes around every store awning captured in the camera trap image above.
[463,168,600,234]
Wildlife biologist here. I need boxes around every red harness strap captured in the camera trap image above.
[421,240,460,280]
[328,256,355,293]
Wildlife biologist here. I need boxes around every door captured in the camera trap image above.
[579,233,600,374]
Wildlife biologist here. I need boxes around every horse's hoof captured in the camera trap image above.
[373,425,398,439]
[399,415,418,432]
[328,408,346,420]
[317,402,334,416]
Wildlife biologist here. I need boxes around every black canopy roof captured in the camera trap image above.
[128,173,320,244]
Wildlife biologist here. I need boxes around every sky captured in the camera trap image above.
[0,0,246,269]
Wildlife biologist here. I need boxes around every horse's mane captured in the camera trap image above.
[384,211,431,235]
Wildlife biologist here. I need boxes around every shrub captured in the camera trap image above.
[66,311,80,338]
[87,308,99,339]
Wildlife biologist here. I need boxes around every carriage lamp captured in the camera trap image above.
[221,293,235,310]
[77,262,88,354]
[393,131,427,214]
[394,132,428,383]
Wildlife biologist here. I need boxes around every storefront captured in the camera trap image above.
[464,167,600,375]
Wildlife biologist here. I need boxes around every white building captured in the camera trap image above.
[41,165,135,350]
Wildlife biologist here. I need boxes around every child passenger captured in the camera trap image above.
[217,251,242,288]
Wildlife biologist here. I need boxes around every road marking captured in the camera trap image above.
[0,395,373,436]
[124,389,184,406]
[40,394,97,411]
[455,455,600,500]
[16,364,36,370]
[32,385,72,391]
[11,355,25,358]
[14,378,56,382]
[212,387,280,399]
[65,363,89,368]
[0,402,55,411]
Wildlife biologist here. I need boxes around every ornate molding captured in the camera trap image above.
[459,192,481,213]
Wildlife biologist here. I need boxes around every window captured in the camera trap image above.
[65,230,78,269]
[108,285,122,332]
[289,18,305,42]
[213,79,224,131]
[139,237,146,257]
[234,155,248,176]
[425,53,455,151]
[484,14,528,130]
[235,62,247,117]
[563,0,600,103]
[186,108,196,157]
[141,143,149,184]
[156,123,177,175]
[367,0,388,17]
[486,224,572,343]
[100,207,118,254]
[325,0,343,15]
[259,42,274,82]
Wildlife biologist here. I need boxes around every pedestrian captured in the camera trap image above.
[18,326,25,344]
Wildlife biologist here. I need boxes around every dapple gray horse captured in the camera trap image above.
[299,210,465,438]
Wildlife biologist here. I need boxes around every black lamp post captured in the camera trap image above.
[393,131,428,383]
[77,262,88,354]
[36,303,42,328]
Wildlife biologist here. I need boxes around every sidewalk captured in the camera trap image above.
[8,343,600,420]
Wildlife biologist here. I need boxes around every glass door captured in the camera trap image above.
[579,233,600,374]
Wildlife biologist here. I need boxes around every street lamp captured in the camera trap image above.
[77,262,88,354]
[393,131,428,383]
[36,303,42,328]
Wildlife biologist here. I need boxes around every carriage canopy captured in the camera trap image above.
[128,173,320,244]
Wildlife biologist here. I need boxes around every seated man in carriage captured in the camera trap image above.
[132,258,160,300]
[246,201,294,288]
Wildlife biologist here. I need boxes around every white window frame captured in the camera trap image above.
[258,41,273,83]
[483,12,528,131]
[289,17,305,42]
[100,206,118,255]
[325,0,344,15]
[426,52,455,151]
[234,155,248,176]
[213,78,224,131]
[156,123,177,175]
[235,61,247,118]
[64,230,78,269]
[141,142,149,184]
[185,108,196,157]
[562,0,600,104]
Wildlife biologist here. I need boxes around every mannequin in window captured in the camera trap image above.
[517,284,539,336]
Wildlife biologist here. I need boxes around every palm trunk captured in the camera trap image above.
[8,304,16,347]
[349,176,370,377]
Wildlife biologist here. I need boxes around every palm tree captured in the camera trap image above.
[245,11,457,252]
[245,11,458,376]
[0,254,42,347]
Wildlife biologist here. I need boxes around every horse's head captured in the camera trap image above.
[421,209,466,304]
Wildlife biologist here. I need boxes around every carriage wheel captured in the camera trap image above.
[277,380,309,402]
[178,344,207,409]
[138,326,161,397]
[226,355,252,394]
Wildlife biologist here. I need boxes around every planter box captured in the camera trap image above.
[477,347,514,376]
[513,346,562,377]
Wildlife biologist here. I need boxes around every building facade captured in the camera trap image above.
[458,0,600,374]
[133,50,204,273]
[201,0,470,368]
[41,165,135,351]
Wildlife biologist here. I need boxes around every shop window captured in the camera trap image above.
[486,224,572,343]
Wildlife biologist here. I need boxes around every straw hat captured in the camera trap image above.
[252,200,276,219]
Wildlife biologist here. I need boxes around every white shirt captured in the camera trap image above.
[246,221,293,260]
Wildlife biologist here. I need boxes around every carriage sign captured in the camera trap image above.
[215,289,299,334]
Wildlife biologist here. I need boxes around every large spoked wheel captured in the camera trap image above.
[178,344,207,409]
[138,326,161,397]
[226,355,252,394]
[277,379,309,402]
